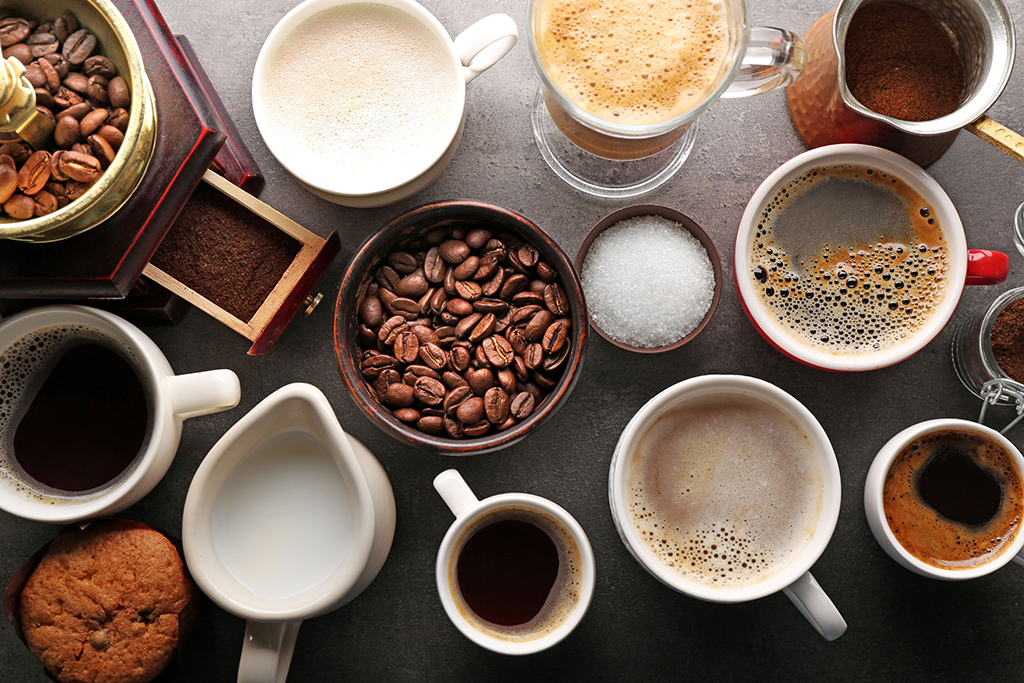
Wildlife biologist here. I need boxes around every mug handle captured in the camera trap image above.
[966,249,1009,285]
[723,27,807,98]
[782,571,847,641]
[238,620,302,683]
[453,14,519,85]
[434,469,479,517]
[163,369,241,420]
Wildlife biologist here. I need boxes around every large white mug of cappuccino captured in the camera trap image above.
[252,0,517,207]
[735,144,1008,371]
[0,305,241,524]
[609,375,847,641]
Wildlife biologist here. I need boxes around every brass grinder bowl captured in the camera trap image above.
[0,0,156,242]
[334,200,588,456]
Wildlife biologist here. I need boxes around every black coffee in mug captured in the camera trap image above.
[0,325,153,499]
[450,507,583,638]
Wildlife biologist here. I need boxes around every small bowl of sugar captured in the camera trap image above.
[575,206,721,353]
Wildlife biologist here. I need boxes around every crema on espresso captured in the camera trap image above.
[627,394,823,588]
[749,164,949,355]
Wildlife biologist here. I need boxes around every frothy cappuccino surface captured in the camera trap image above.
[535,0,731,125]
[261,3,459,194]
[627,394,823,588]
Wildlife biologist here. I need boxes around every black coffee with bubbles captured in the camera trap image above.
[750,164,949,355]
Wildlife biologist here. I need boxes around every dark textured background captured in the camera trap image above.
[3,0,1024,680]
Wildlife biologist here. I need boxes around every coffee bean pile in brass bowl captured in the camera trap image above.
[0,0,156,242]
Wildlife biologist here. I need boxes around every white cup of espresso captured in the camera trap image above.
[609,375,847,641]
[252,0,518,207]
[864,418,1024,580]
[734,144,1008,371]
[0,305,240,524]
[433,469,596,654]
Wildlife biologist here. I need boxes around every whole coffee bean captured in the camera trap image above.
[107,108,129,132]
[61,101,92,120]
[545,283,570,316]
[359,295,384,327]
[392,330,419,364]
[410,324,440,347]
[360,353,396,379]
[413,376,446,406]
[24,63,46,89]
[87,134,116,168]
[403,365,440,384]
[439,239,469,264]
[442,371,469,391]
[449,345,470,372]
[58,150,101,183]
[454,280,482,302]
[500,273,528,299]
[4,192,34,219]
[83,55,115,79]
[376,265,400,291]
[423,247,447,283]
[466,228,493,250]
[468,313,496,343]
[447,298,474,317]
[395,272,428,298]
[0,162,17,203]
[377,315,408,344]
[510,391,536,420]
[80,107,108,137]
[453,255,480,281]
[481,267,506,297]
[373,368,401,397]
[388,297,421,319]
[484,387,510,425]
[443,415,463,438]
[536,261,558,282]
[3,43,31,64]
[42,52,70,79]
[465,367,494,396]
[62,71,88,94]
[393,408,420,424]
[455,312,482,339]
[524,343,544,370]
[542,319,571,354]
[462,421,491,438]
[65,179,91,200]
[27,33,59,58]
[481,335,515,368]
[18,151,51,195]
[63,29,97,64]
[497,369,517,394]
[0,19,31,47]
[443,385,473,414]
[473,254,499,281]
[36,58,61,92]
[384,382,416,408]
[53,116,79,149]
[418,415,444,435]
[418,342,448,371]
[107,75,129,109]
[53,13,79,44]
[96,125,124,151]
[525,309,554,342]
[456,397,486,425]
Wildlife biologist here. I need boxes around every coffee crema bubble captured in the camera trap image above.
[749,164,949,355]
[448,507,584,641]
[0,324,151,504]
[536,0,731,125]
[883,429,1024,570]
[627,394,824,588]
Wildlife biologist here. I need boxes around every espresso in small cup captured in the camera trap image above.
[449,506,585,638]
[882,428,1024,570]
[0,324,152,500]
[749,163,949,355]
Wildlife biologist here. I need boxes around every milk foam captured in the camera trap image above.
[536,0,731,125]
[627,394,823,588]
[262,3,460,194]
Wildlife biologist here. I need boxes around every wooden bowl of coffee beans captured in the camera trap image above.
[334,200,588,455]
[0,0,156,242]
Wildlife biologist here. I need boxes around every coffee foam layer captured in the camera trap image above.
[883,429,1024,569]
[0,324,148,504]
[536,0,730,125]
[627,394,823,589]
[749,164,949,355]
[449,507,583,642]
[262,4,460,194]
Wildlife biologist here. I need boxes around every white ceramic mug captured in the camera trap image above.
[252,0,518,207]
[735,144,1008,371]
[0,305,240,524]
[864,418,1024,580]
[433,469,595,655]
[182,383,395,683]
[609,375,847,641]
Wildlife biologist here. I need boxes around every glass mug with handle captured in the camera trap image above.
[526,0,808,198]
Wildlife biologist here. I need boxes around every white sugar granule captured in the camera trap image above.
[580,215,715,348]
